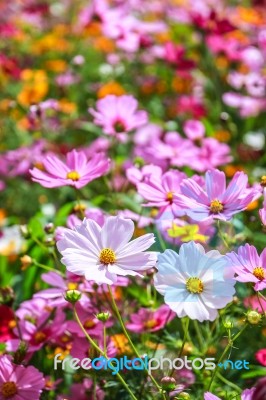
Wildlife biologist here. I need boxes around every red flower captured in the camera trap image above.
[0,305,15,342]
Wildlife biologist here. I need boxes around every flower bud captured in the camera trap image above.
[19,225,31,239]
[0,287,15,306]
[20,255,32,270]
[13,341,28,364]
[161,376,176,392]
[44,223,55,234]
[44,237,55,247]
[246,310,261,325]
[133,157,145,167]
[64,290,82,304]
[178,393,190,399]
[223,319,233,329]
[96,312,110,322]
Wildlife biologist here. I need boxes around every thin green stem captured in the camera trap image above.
[33,260,64,275]
[208,324,248,391]
[193,320,203,352]
[178,318,190,357]
[107,285,163,395]
[216,221,230,250]
[156,225,167,251]
[216,371,242,393]
[73,305,138,400]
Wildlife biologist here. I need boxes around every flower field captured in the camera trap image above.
[0,1,266,399]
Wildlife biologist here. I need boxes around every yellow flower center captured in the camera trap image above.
[1,382,18,398]
[66,170,80,181]
[99,248,116,265]
[144,319,157,329]
[253,267,265,281]
[210,199,224,213]
[34,331,47,343]
[84,319,96,329]
[260,175,266,187]
[67,282,78,290]
[166,191,174,203]
[186,277,204,294]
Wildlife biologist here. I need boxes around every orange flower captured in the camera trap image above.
[214,130,231,142]
[111,334,132,355]
[97,82,125,98]
[223,165,245,177]
[17,70,48,106]
[45,60,67,73]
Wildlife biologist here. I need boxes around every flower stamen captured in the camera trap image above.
[260,175,266,187]
[166,191,174,203]
[186,277,204,294]
[99,248,116,265]
[210,199,223,213]
[253,267,265,281]
[1,382,18,398]
[66,170,80,181]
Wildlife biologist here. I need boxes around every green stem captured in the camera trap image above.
[193,320,203,352]
[216,221,230,250]
[178,318,190,357]
[107,285,163,395]
[208,324,248,391]
[33,260,64,275]
[216,371,242,393]
[155,225,167,251]
[73,305,138,400]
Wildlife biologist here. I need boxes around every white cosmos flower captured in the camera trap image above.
[154,241,235,322]
[57,216,157,285]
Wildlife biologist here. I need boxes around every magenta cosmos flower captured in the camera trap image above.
[204,388,255,400]
[89,95,148,136]
[137,170,187,217]
[30,149,110,188]
[226,244,266,291]
[57,216,157,285]
[173,169,260,221]
[154,241,235,322]
[0,355,45,400]
[127,304,175,333]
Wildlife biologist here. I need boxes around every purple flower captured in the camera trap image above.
[30,149,110,188]
[226,244,266,291]
[126,305,175,333]
[0,355,45,400]
[173,169,261,221]
[89,95,148,137]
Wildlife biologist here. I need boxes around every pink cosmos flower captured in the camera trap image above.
[138,170,187,217]
[0,355,45,400]
[118,210,154,228]
[30,149,110,188]
[127,304,175,333]
[89,95,148,137]
[255,349,266,366]
[259,196,266,227]
[8,305,66,353]
[154,241,235,322]
[226,244,266,291]
[33,271,84,307]
[173,169,261,221]
[204,388,255,400]
[183,120,205,141]
[191,138,232,172]
[126,164,162,186]
[243,295,266,313]
[57,216,157,285]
